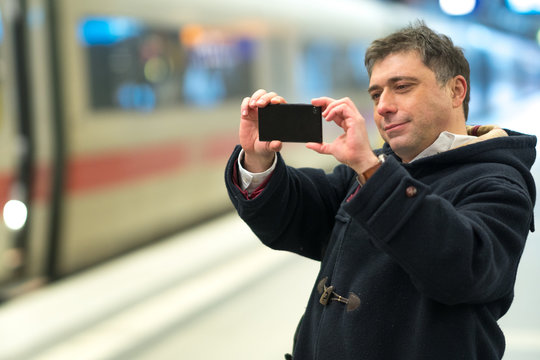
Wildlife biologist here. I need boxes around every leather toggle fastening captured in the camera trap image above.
[317,277,361,312]
[319,285,334,306]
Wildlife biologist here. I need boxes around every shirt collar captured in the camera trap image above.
[410,131,477,162]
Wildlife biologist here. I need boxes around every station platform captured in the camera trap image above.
[1,207,540,359]
[0,213,319,360]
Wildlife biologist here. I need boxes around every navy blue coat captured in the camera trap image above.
[225,130,536,359]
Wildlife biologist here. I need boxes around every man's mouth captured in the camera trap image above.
[384,122,408,132]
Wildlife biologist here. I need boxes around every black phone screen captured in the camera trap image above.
[258,104,322,143]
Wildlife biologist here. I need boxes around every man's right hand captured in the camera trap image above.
[240,89,286,173]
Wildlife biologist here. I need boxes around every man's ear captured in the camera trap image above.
[450,75,467,109]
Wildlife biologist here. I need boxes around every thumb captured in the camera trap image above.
[306,142,331,155]
[268,140,283,152]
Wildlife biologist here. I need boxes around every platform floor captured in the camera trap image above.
[129,253,318,360]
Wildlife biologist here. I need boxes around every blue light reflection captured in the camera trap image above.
[78,17,141,46]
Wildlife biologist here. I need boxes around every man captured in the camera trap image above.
[225,22,536,359]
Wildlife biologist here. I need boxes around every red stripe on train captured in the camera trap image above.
[32,166,52,203]
[66,142,190,194]
[202,135,238,163]
[0,173,13,205]
[7,135,238,200]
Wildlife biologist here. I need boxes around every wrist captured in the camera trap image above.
[242,151,275,173]
[356,154,386,185]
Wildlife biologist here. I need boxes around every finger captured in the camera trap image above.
[241,97,251,117]
[325,103,349,128]
[321,97,354,119]
[311,97,335,106]
[256,91,279,107]
[311,97,335,112]
[270,96,287,104]
[249,89,268,107]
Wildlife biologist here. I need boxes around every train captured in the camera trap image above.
[1,0,539,300]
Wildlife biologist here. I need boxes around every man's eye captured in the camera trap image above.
[396,84,410,91]
[370,93,381,101]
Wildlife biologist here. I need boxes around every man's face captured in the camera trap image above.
[368,51,455,162]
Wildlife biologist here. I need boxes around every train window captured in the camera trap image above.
[297,41,369,99]
[467,49,491,117]
[78,18,255,112]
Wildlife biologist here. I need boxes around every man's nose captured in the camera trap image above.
[377,92,397,116]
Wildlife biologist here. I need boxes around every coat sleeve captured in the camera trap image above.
[225,145,355,261]
[343,155,535,306]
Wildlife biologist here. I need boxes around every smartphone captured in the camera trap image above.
[258,104,322,143]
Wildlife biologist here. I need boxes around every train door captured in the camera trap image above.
[0,0,58,300]
[0,0,30,298]
[23,0,58,284]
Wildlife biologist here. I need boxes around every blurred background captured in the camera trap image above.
[0,0,538,359]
